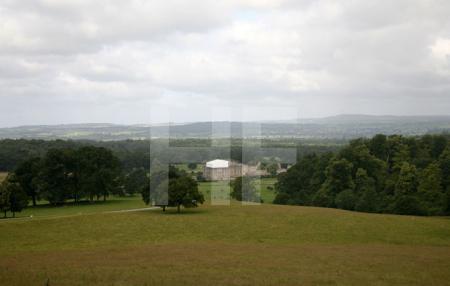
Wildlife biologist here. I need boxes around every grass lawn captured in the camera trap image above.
[198,178,277,204]
[0,203,450,285]
[13,196,148,218]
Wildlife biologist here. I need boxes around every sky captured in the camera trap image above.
[0,0,449,127]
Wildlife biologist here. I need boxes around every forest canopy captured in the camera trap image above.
[274,134,450,216]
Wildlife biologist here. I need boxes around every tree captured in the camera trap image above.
[266,163,278,177]
[169,176,204,213]
[76,146,121,202]
[395,162,418,196]
[369,134,388,161]
[417,162,445,215]
[439,147,450,214]
[231,176,260,203]
[0,175,28,218]
[0,179,11,217]
[439,147,450,190]
[187,163,197,170]
[124,168,148,196]
[319,158,355,206]
[390,162,424,215]
[335,189,356,210]
[37,149,75,205]
[14,157,42,206]
[354,168,379,212]
[143,166,204,213]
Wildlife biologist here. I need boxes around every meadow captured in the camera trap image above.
[1,177,450,285]
[1,203,450,285]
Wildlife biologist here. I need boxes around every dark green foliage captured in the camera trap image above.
[274,153,332,205]
[335,190,356,210]
[14,157,42,206]
[0,138,340,172]
[142,166,204,213]
[11,146,121,206]
[187,163,197,170]
[275,134,450,216]
[354,169,378,213]
[123,168,148,196]
[0,175,28,217]
[231,176,260,203]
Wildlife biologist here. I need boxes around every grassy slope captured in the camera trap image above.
[1,203,450,285]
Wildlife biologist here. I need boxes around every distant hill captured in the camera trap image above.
[0,115,449,141]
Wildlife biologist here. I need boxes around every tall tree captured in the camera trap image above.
[124,168,148,196]
[14,157,42,206]
[231,176,260,203]
[38,149,75,205]
[168,176,204,213]
[354,168,379,212]
[0,175,28,218]
[395,162,418,196]
[76,146,120,202]
[418,162,445,215]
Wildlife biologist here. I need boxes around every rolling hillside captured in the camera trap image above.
[1,202,449,285]
[1,115,450,140]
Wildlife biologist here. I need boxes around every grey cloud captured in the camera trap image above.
[0,0,449,127]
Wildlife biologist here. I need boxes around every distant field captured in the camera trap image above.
[0,172,7,182]
[198,178,277,204]
[1,204,450,285]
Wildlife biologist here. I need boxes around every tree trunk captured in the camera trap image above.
[177,204,180,213]
[162,206,166,212]
[32,195,37,207]
[103,193,106,202]
[12,211,15,218]
[3,210,6,218]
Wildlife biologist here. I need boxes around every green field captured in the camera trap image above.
[1,203,450,285]
[198,178,277,204]
[1,178,450,285]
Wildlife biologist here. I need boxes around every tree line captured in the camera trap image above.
[274,134,450,216]
[0,146,149,217]
[0,138,340,172]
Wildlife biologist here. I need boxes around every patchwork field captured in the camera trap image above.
[1,202,450,285]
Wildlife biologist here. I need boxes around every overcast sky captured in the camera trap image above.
[0,0,449,127]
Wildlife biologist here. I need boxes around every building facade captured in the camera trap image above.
[203,159,249,181]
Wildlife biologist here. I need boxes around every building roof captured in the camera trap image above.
[206,159,229,169]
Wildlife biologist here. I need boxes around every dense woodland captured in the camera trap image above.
[0,146,129,217]
[1,134,450,217]
[0,138,340,172]
[275,134,450,216]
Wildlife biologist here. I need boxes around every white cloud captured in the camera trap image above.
[0,0,449,126]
